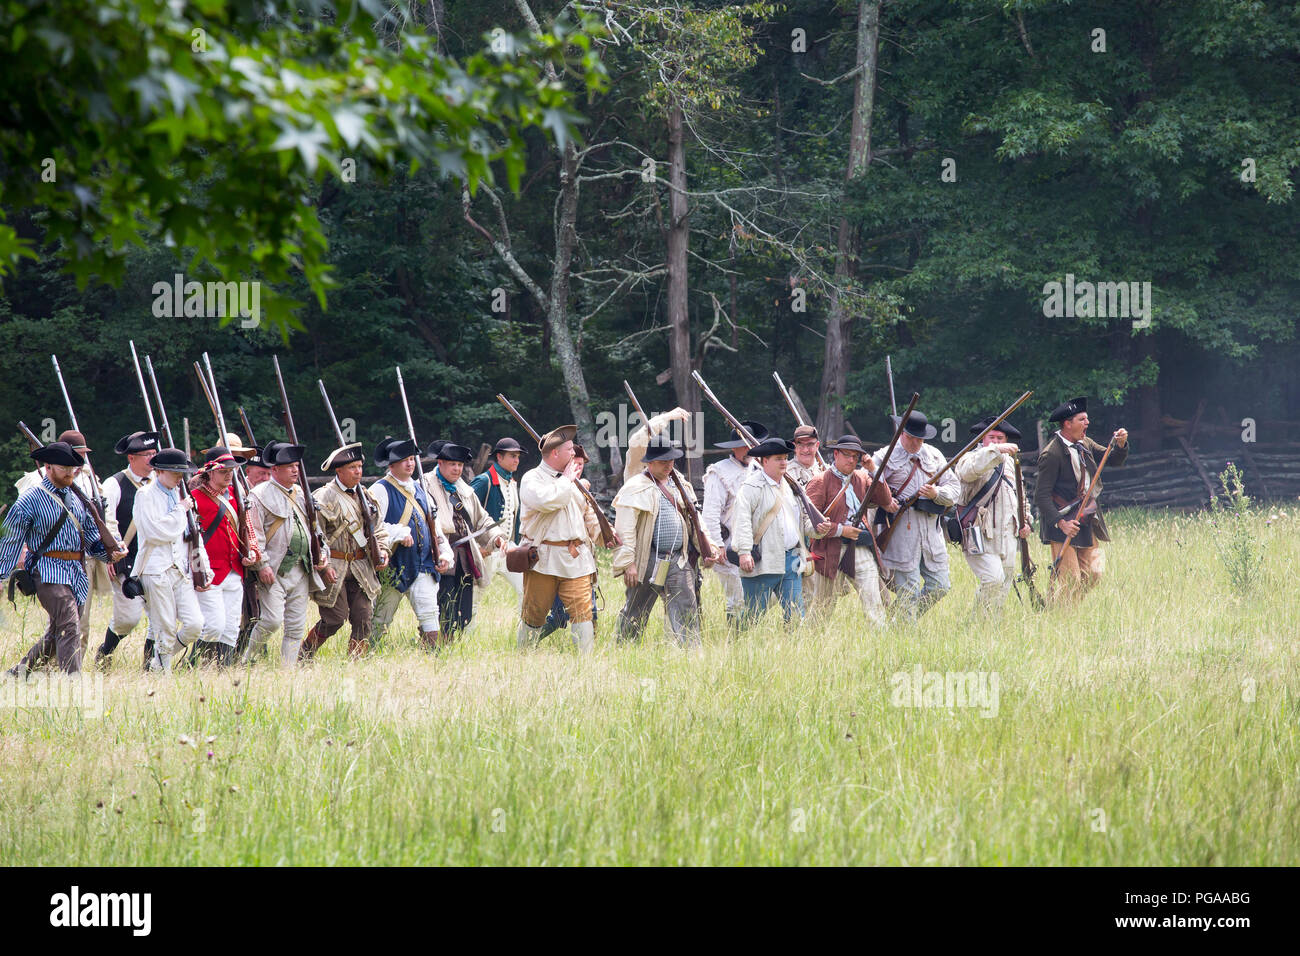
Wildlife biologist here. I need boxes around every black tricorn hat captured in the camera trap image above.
[149,448,198,473]
[245,445,271,469]
[642,435,683,462]
[890,410,937,441]
[436,442,472,463]
[1048,396,1088,423]
[749,437,795,458]
[31,441,85,468]
[825,434,867,454]
[374,437,419,467]
[321,442,364,472]
[115,431,161,456]
[262,441,305,466]
[969,417,1023,442]
[715,420,769,449]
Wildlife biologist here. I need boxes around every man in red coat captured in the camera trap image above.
[806,436,892,626]
[191,448,260,666]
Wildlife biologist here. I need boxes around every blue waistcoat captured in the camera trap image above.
[379,476,438,592]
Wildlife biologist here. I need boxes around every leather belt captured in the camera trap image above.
[330,548,366,561]
[541,538,585,558]
[45,550,84,562]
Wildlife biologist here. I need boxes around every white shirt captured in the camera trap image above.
[518,463,597,578]
[763,472,799,551]
[1055,432,1084,483]
[131,478,192,576]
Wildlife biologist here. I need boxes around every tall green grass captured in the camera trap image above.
[1,507,1295,865]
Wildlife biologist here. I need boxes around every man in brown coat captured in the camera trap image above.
[1034,397,1128,601]
[805,436,892,625]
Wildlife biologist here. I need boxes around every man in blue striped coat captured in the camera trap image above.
[1,442,125,676]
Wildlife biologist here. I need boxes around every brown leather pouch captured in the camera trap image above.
[505,543,539,573]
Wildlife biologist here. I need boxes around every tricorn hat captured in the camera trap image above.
[890,410,937,441]
[321,442,364,472]
[58,430,90,451]
[969,417,1023,442]
[436,442,472,463]
[245,445,272,470]
[31,441,85,468]
[538,425,579,454]
[115,431,161,456]
[749,437,795,458]
[825,434,867,455]
[149,448,197,473]
[262,441,305,466]
[715,420,769,449]
[642,435,684,462]
[374,436,419,467]
[1048,396,1087,424]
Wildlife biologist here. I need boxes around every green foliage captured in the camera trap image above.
[1209,462,1263,594]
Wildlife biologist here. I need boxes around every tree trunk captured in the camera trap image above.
[666,101,703,474]
[816,0,880,439]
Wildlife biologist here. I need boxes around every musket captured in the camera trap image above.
[772,371,830,468]
[183,417,191,462]
[18,420,123,558]
[1015,455,1045,610]
[623,381,715,563]
[272,356,326,569]
[129,341,159,433]
[1047,436,1117,597]
[886,355,897,419]
[875,390,1034,551]
[194,359,262,629]
[51,353,108,516]
[836,392,918,574]
[238,407,258,451]
[495,393,619,548]
[318,378,383,567]
[690,370,828,529]
[145,355,211,590]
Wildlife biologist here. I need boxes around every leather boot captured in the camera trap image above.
[141,638,156,672]
[420,629,440,652]
[95,628,123,668]
[215,644,235,667]
[347,636,370,659]
[299,624,328,661]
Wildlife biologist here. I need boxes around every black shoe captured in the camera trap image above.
[215,644,235,667]
[141,639,156,672]
[95,628,123,667]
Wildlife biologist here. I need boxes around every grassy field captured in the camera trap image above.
[1,507,1296,865]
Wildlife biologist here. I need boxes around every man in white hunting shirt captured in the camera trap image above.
[517,424,598,653]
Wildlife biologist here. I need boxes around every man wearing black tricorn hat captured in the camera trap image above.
[301,441,391,660]
[869,409,961,617]
[1034,397,1128,601]
[243,440,331,666]
[369,437,454,651]
[1,442,126,677]
[425,441,508,643]
[954,417,1032,616]
[93,430,159,669]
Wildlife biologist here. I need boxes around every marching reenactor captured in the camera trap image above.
[190,447,261,665]
[611,428,716,647]
[954,418,1032,615]
[424,441,508,642]
[787,424,826,489]
[702,420,768,630]
[731,437,821,627]
[538,443,608,639]
[517,425,599,653]
[469,437,525,605]
[16,430,114,656]
[133,448,208,672]
[1035,397,1129,601]
[301,442,391,660]
[1,442,125,676]
[369,437,453,650]
[93,430,158,669]
[805,435,892,625]
[243,441,332,666]
[870,411,961,617]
